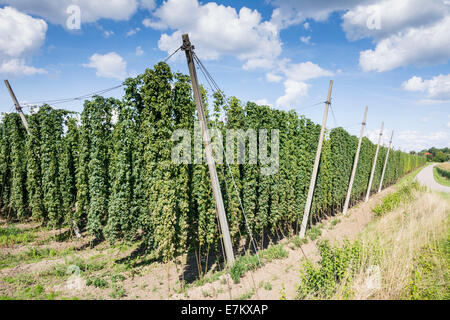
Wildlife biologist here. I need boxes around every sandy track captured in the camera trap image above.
[415,164,450,193]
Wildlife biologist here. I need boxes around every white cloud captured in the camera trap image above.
[300,36,311,44]
[103,30,114,38]
[402,74,450,100]
[279,61,334,82]
[147,0,282,69]
[395,130,449,152]
[253,99,272,107]
[366,128,392,146]
[126,27,141,36]
[0,58,46,76]
[269,0,450,73]
[140,0,156,11]
[267,60,333,108]
[269,0,374,29]
[82,52,127,80]
[0,0,140,26]
[446,121,450,128]
[359,16,450,72]
[342,0,447,41]
[136,46,144,56]
[266,72,283,83]
[0,6,47,58]
[0,6,47,76]
[276,80,309,108]
[367,127,449,152]
[303,22,310,30]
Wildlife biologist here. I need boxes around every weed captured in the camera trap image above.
[264,282,272,291]
[86,276,109,288]
[372,182,421,217]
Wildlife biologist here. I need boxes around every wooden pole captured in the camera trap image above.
[343,106,368,215]
[378,130,394,193]
[365,122,384,202]
[4,80,29,135]
[300,80,333,239]
[181,34,235,266]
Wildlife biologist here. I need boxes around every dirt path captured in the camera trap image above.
[171,185,395,300]
[415,164,450,193]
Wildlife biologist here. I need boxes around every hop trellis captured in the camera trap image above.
[0,62,426,262]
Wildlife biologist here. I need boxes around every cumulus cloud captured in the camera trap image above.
[342,0,447,41]
[126,27,141,37]
[366,128,392,146]
[252,99,272,107]
[300,36,311,44]
[402,74,450,100]
[269,0,374,29]
[82,52,127,80]
[359,16,450,72]
[266,72,283,83]
[366,127,448,152]
[0,6,47,58]
[0,6,47,76]
[395,130,449,152]
[136,46,144,56]
[0,58,46,76]
[270,0,450,72]
[276,80,310,108]
[140,0,156,11]
[267,60,333,108]
[0,0,141,26]
[145,0,282,69]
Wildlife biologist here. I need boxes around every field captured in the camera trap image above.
[435,163,450,187]
[1,168,447,300]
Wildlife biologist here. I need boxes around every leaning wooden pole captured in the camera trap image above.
[343,106,368,215]
[181,34,235,266]
[300,80,333,239]
[378,130,394,193]
[365,122,384,202]
[4,80,30,135]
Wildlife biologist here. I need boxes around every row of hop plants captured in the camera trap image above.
[0,62,427,263]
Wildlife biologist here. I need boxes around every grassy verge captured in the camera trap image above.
[229,244,289,284]
[372,182,422,217]
[296,184,449,300]
[0,226,37,247]
[433,166,450,187]
[0,247,75,270]
[397,165,427,188]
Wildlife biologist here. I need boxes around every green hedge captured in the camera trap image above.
[0,62,426,261]
[436,165,450,179]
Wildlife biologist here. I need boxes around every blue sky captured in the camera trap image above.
[0,0,449,152]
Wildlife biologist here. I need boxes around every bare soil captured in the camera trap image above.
[0,184,395,300]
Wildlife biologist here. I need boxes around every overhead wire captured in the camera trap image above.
[194,52,262,299]
[18,46,184,109]
[194,52,262,267]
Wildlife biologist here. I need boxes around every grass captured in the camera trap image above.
[433,166,450,187]
[236,289,254,300]
[372,182,421,217]
[406,233,449,300]
[306,224,323,241]
[296,185,449,300]
[397,165,427,188]
[229,244,288,284]
[338,189,448,299]
[0,247,74,270]
[86,275,109,288]
[0,226,36,247]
